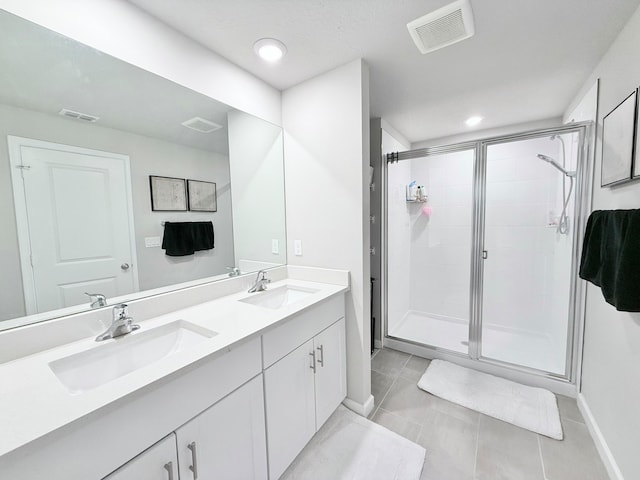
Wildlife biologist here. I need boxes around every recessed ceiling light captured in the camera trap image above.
[465,116,483,127]
[253,38,287,62]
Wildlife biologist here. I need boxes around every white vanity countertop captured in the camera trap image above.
[0,277,348,458]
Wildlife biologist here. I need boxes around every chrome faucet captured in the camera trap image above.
[227,266,241,277]
[95,303,140,341]
[248,270,271,293]
[85,292,107,309]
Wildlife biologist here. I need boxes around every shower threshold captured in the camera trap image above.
[389,310,566,374]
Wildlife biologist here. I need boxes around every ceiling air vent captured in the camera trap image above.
[59,108,100,122]
[181,116,222,133]
[407,0,475,54]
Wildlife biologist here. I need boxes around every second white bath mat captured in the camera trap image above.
[418,360,563,440]
[281,405,425,479]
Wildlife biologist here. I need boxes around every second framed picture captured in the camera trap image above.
[188,179,217,212]
[601,90,637,187]
[634,88,640,179]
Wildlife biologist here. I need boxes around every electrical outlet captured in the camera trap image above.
[294,239,302,256]
[144,236,162,248]
[272,239,279,254]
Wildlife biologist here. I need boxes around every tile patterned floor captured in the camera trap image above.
[370,348,609,480]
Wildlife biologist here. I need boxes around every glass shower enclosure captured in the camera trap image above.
[384,124,590,381]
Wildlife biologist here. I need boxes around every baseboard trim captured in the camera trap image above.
[577,393,624,480]
[343,394,375,417]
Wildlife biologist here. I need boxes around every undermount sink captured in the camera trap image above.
[49,320,217,394]
[240,285,318,309]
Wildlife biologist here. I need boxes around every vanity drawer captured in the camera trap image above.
[262,294,345,368]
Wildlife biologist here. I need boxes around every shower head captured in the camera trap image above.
[537,154,576,177]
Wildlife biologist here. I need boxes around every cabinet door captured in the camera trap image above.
[314,317,347,428]
[264,339,316,480]
[176,375,268,480]
[103,434,177,480]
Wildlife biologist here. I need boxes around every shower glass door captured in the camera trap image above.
[479,133,579,375]
[386,147,475,354]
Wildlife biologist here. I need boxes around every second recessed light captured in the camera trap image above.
[254,38,287,62]
[465,116,483,127]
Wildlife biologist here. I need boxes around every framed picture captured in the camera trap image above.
[149,175,187,211]
[601,90,637,187]
[188,179,217,212]
[634,88,640,179]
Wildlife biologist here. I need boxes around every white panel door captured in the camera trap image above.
[176,375,268,480]
[264,339,316,480]
[9,137,137,313]
[103,434,178,480]
[314,317,347,428]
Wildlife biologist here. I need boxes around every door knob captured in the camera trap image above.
[121,263,130,271]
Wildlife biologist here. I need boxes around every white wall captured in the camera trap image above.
[407,150,474,322]
[282,59,372,412]
[227,111,286,269]
[0,0,281,126]
[566,4,640,479]
[0,103,235,321]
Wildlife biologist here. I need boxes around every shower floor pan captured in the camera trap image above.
[389,310,565,374]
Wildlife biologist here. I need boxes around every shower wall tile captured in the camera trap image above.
[485,178,549,205]
[408,150,474,322]
[387,160,412,333]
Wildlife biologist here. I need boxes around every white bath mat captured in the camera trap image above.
[418,360,563,440]
[281,405,426,479]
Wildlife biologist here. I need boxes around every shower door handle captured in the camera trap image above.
[482,250,488,260]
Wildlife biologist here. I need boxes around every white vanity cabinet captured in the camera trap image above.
[1,286,348,480]
[313,318,347,427]
[103,434,178,480]
[175,375,268,480]
[264,339,317,479]
[263,295,346,479]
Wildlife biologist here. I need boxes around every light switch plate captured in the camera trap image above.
[294,239,302,256]
[144,236,162,248]
[272,239,279,254]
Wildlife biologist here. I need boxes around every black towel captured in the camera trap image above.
[191,221,215,252]
[579,209,640,312]
[162,221,214,256]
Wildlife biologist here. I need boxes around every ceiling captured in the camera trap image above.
[0,10,234,154]
[126,0,640,143]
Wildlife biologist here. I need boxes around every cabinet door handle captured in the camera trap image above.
[187,441,198,479]
[164,461,174,480]
[317,345,324,367]
[309,350,316,373]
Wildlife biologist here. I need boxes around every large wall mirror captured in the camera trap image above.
[0,11,287,330]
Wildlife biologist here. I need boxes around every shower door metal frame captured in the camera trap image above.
[383,122,593,385]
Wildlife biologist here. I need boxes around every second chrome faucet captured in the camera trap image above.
[95,303,140,342]
[248,270,271,293]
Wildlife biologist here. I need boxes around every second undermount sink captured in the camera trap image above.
[49,320,217,394]
[240,285,319,309]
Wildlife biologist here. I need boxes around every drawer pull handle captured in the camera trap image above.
[317,345,324,367]
[309,350,316,373]
[164,461,174,480]
[187,441,198,479]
